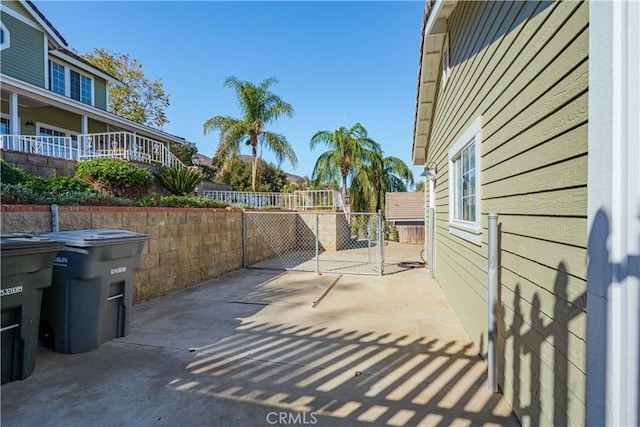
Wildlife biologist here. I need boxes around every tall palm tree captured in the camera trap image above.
[203,76,297,191]
[351,151,414,213]
[309,123,380,202]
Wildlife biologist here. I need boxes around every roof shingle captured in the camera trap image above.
[385,192,425,220]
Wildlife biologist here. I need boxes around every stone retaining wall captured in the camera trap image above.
[1,205,243,302]
[1,206,354,302]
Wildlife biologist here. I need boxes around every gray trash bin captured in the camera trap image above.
[38,229,149,354]
[1,233,64,384]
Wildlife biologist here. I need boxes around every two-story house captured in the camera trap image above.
[412,1,638,426]
[0,0,186,172]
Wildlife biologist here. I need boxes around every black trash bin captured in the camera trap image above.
[38,229,149,354]
[1,233,64,384]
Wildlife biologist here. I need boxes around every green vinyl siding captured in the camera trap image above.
[28,107,82,133]
[0,12,44,87]
[421,1,588,426]
[2,0,30,17]
[94,77,107,110]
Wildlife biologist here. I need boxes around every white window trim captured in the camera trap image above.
[44,35,49,89]
[448,117,482,245]
[49,60,95,106]
[0,22,10,50]
[442,33,450,88]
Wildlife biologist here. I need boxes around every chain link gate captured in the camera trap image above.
[243,211,384,276]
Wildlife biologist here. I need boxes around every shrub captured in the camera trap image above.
[23,176,94,198]
[51,191,133,206]
[0,183,40,204]
[157,167,204,196]
[1,160,29,185]
[387,222,399,242]
[75,158,153,199]
[136,194,228,208]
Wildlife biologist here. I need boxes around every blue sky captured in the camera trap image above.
[38,1,425,182]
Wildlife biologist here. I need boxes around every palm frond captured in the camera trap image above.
[261,131,298,168]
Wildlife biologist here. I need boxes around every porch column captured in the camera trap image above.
[165,141,170,166]
[128,132,136,161]
[9,92,19,135]
[81,115,88,134]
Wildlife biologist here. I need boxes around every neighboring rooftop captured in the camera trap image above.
[385,191,425,220]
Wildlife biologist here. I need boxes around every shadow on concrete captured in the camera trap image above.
[170,320,516,426]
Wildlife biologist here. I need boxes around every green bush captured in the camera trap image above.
[387,222,399,242]
[75,158,153,199]
[23,176,94,198]
[1,160,29,185]
[0,183,40,204]
[157,167,204,196]
[135,195,227,208]
[52,191,132,206]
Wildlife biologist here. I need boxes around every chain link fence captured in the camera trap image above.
[243,211,384,276]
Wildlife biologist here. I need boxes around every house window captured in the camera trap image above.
[0,22,9,50]
[0,117,9,135]
[37,124,78,160]
[48,61,93,105]
[453,142,476,222]
[442,33,450,88]
[448,117,481,245]
[49,61,65,95]
[70,70,92,104]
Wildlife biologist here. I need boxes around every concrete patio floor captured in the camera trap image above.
[1,243,518,426]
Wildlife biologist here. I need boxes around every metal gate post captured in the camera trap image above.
[367,221,372,264]
[429,207,435,278]
[377,211,384,276]
[487,213,499,393]
[315,214,320,274]
[242,210,247,268]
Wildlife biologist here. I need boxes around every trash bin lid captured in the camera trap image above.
[38,229,150,248]
[0,233,65,253]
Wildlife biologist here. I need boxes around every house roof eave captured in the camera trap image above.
[412,0,458,166]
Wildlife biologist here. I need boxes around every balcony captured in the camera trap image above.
[0,132,185,169]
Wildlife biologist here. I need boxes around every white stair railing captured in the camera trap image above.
[78,132,185,168]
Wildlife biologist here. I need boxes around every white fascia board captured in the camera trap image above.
[412,0,458,166]
[49,50,121,85]
[1,73,186,145]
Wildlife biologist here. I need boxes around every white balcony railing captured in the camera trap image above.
[1,132,185,169]
[202,190,345,211]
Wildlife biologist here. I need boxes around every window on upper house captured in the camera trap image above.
[442,33,450,88]
[49,61,65,95]
[448,117,481,245]
[70,70,92,104]
[0,23,9,50]
[0,117,9,135]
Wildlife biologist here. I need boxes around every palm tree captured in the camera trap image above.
[203,76,297,191]
[309,123,380,202]
[351,151,414,213]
